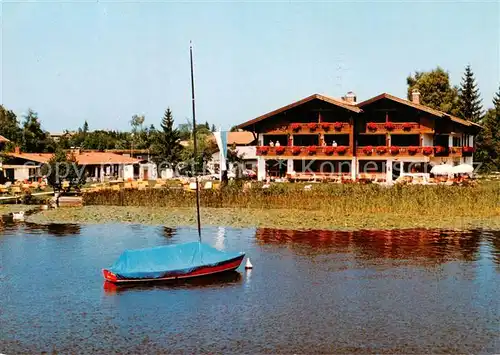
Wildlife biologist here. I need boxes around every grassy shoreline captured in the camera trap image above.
[24,206,500,231]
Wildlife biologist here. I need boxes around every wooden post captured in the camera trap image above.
[349,117,354,151]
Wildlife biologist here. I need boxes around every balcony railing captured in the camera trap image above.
[356,146,475,157]
[365,122,420,133]
[267,122,352,134]
[356,146,433,157]
[256,146,352,157]
[257,145,475,158]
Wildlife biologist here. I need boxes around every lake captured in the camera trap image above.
[1,219,499,354]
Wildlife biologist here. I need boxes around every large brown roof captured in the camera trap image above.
[0,135,10,143]
[4,151,141,165]
[237,94,362,129]
[357,93,482,129]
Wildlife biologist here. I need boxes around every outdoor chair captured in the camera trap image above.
[204,181,213,190]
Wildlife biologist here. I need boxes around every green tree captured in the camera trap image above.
[21,109,55,152]
[41,149,86,192]
[0,105,22,147]
[476,86,500,171]
[130,114,145,134]
[407,67,460,115]
[151,108,183,168]
[458,64,483,122]
[211,124,216,132]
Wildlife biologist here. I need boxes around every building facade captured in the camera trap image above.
[237,91,481,182]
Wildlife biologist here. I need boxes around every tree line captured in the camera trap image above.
[0,107,220,173]
[1,64,499,171]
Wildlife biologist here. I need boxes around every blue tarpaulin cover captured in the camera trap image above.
[108,242,244,279]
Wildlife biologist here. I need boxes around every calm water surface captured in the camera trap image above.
[1,218,499,354]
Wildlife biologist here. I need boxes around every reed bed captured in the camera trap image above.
[82,183,500,218]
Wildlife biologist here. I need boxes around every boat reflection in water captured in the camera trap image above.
[103,270,242,295]
[256,227,499,265]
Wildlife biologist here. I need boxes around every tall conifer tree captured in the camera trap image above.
[458,64,483,122]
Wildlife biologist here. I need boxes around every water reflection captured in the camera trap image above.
[256,228,500,265]
[162,227,176,239]
[103,271,242,295]
[0,218,81,236]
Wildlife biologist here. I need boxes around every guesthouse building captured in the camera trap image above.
[237,90,481,182]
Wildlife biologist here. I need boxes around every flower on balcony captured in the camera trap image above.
[336,146,348,155]
[321,122,331,131]
[422,147,433,156]
[275,146,286,155]
[367,122,378,131]
[363,146,373,155]
[402,123,413,131]
[384,122,396,131]
[307,123,318,131]
[390,146,400,155]
[307,146,317,155]
[257,146,269,155]
[324,146,335,155]
[292,147,302,155]
[334,122,343,131]
[434,146,446,154]
[290,123,301,132]
[462,146,475,155]
[408,146,420,155]
[376,146,387,155]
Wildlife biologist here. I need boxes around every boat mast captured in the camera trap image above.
[190,42,202,241]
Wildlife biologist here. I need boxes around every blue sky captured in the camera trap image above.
[1,1,499,132]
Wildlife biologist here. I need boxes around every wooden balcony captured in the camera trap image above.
[364,122,423,134]
[356,146,434,158]
[266,122,352,135]
[256,146,353,158]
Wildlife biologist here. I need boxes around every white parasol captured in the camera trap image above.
[451,164,474,174]
[430,164,454,175]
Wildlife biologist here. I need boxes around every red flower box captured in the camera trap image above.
[324,146,335,155]
[290,123,301,132]
[363,146,373,155]
[402,123,413,131]
[434,146,446,154]
[307,123,318,131]
[408,146,420,155]
[384,122,396,131]
[307,146,317,155]
[275,146,285,155]
[257,146,269,155]
[321,123,331,131]
[462,146,475,155]
[334,122,343,131]
[367,122,378,131]
[292,147,302,155]
[390,146,400,155]
[422,147,433,156]
[376,146,387,155]
[336,146,348,155]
